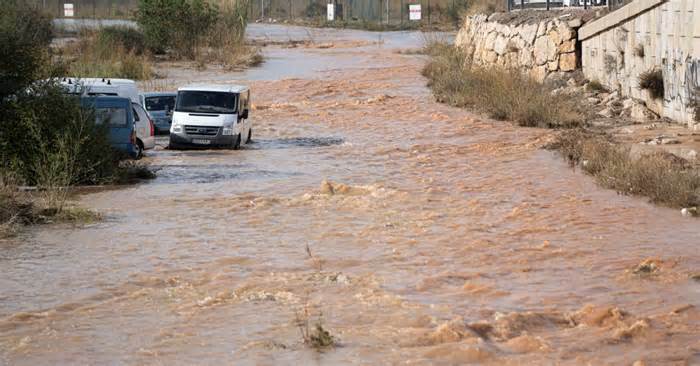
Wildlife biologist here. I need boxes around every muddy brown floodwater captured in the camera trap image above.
[2,24,700,365]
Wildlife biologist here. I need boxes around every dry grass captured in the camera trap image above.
[550,130,700,208]
[62,27,153,80]
[639,68,664,99]
[465,0,506,15]
[422,44,582,128]
[0,174,34,237]
[633,44,645,58]
[586,80,607,93]
[1,173,101,238]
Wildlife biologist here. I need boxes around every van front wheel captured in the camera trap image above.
[232,134,241,150]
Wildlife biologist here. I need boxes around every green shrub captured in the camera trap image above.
[2,81,120,186]
[0,0,53,100]
[136,0,219,58]
[96,26,146,55]
[305,2,326,18]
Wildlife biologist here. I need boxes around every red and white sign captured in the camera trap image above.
[409,4,421,20]
[64,3,74,17]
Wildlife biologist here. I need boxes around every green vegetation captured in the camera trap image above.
[422,43,582,128]
[550,130,700,209]
[133,0,261,68]
[1,1,154,236]
[136,0,219,57]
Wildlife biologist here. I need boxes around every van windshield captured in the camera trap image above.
[145,95,176,111]
[175,91,237,114]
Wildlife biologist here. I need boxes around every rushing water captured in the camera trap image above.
[2,25,699,365]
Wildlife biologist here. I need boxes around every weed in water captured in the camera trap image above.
[639,68,664,99]
[295,304,337,350]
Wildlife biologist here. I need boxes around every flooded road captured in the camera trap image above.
[2,25,700,365]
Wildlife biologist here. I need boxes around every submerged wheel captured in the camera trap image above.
[232,134,241,150]
[246,128,252,143]
[135,140,144,160]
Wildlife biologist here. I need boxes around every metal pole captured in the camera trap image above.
[584,0,587,10]
[520,0,524,10]
[546,0,549,10]
[261,0,264,19]
[386,0,389,24]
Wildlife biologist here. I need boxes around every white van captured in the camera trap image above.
[60,78,139,103]
[169,84,251,150]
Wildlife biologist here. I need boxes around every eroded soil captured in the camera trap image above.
[1,24,699,365]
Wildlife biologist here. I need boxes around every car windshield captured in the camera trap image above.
[145,95,176,111]
[175,91,237,114]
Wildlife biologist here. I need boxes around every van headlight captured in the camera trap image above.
[171,121,182,133]
[222,121,234,136]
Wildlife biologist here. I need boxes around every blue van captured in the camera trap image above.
[80,96,139,159]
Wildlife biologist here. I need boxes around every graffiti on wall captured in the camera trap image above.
[662,50,699,117]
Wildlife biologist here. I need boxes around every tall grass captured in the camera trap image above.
[64,27,152,80]
[551,130,700,208]
[422,44,582,128]
[198,0,263,69]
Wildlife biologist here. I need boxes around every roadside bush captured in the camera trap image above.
[201,0,262,69]
[422,44,582,128]
[2,80,120,186]
[551,130,700,208]
[96,26,147,55]
[0,0,53,100]
[136,0,218,58]
[305,2,326,18]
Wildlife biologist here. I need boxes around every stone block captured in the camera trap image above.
[494,34,508,55]
[534,35,557,65]
[548,29,563,46]
[559,39,575,53]
[559,52,577,71]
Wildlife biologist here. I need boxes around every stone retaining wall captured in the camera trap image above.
[455,14,585,82]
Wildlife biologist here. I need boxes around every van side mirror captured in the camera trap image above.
[241,109,249,119]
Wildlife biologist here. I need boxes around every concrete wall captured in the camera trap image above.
[579,0,700,127]
[455,14,584,83]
